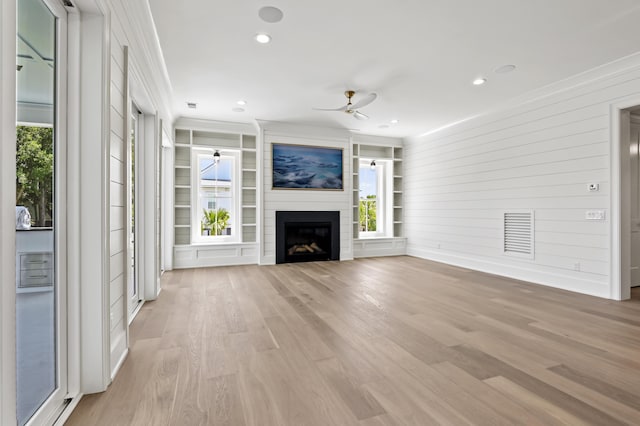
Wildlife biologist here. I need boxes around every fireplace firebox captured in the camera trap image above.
[276,211,340,264]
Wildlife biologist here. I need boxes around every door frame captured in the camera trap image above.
[611,96,640,300]
[0,0,18,423]
[127,100,142,320]
[17,0,69,424]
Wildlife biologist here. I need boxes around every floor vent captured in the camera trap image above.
[504,211,534,258]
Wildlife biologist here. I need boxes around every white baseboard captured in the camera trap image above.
[407,246,611,299]
[110,336,128,380]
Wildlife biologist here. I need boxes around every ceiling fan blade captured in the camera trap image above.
[350,93,377,110]
[353,110,369,120]
[312,105,348,112]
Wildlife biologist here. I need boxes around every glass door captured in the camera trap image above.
[129,106,141,318]
[15,0,67,424]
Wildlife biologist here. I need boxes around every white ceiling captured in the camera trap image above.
[149,0,640,138]
[17,0,55,106]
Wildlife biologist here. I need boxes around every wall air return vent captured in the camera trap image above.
[504,211,534,259]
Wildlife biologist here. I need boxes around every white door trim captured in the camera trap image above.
[0,0,18,423]
[610,96,640,300]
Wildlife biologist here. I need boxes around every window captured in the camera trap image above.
[359,159,392,237]
[192,149,240,243]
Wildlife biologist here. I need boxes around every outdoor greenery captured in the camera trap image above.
[359,195,377,232]
[16,126,53,227]
[202,208,231,236]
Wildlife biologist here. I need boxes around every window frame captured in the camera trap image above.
[191,148,241,244]
[358,158,393,238]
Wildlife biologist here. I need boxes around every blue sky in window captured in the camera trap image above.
[359,167,377,198]
[200,157,232,181]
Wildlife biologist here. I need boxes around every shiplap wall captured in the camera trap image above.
[405,58,640,299]
[108,13,127,375]
[261,125,353,264]
[104,0,173,377]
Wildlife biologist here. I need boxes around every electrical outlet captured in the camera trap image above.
[585,210,605,220]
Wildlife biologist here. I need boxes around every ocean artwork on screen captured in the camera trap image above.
[272,144,343,190]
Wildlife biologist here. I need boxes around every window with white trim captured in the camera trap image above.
[359,159,392,237]
[192,149,240,243]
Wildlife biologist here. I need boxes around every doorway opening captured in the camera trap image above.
[128,104,142,320]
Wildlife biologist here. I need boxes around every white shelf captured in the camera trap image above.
[175,165,190,169]
[242,204,257,208]
[393,221,403,224]
[174,143,191,147]
[393,206,402,209]
[175,185,191,189]
[242,187,257,190]
[174,225,191,228]
[242,168,257,172]
[242,223,257,227]
[175,205,190,209]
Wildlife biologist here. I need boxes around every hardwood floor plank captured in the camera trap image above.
[549,364,640,412]
[66,257,640,425]
[315,357,386,421]
[484,376,587,425]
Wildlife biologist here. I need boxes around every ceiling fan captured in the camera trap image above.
[314,90,377,120]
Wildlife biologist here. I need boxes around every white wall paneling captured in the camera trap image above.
[405,57,640,299]
[259,122,353,264]
[0,0,17,422]
[78,6,111,394]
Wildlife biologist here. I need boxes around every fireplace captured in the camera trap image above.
[276,211,340,264]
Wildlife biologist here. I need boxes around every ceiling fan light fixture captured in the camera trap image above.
[370,160,376,170]
[255,33,271,44]
[213,150,221,165]
[236,100,247,106]
[473,78,487,86]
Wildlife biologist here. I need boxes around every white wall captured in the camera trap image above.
[104,0,173,378]
[0,0,17,422]
[404,54,640,299]
[260,123,353,264]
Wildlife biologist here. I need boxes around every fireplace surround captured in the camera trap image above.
[275,211,340,264]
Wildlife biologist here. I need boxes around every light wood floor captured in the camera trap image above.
[67,256,640,425]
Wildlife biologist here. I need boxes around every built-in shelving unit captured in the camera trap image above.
[351,142,403,239]
[393,146,403,237]
[241,134,257,243]
[172,119,260,268]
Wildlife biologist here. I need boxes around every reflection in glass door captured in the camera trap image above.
[129,107,141,317]
[16,0,67,424]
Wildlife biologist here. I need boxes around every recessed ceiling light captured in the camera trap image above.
[258,6,284,23]
[473,78,487,86]
[495,64,516,74]
[255,33,271,44]
[187,102,197,109]
[390,119,399,124]
[232,107,245,113]
[236,100,247,106]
